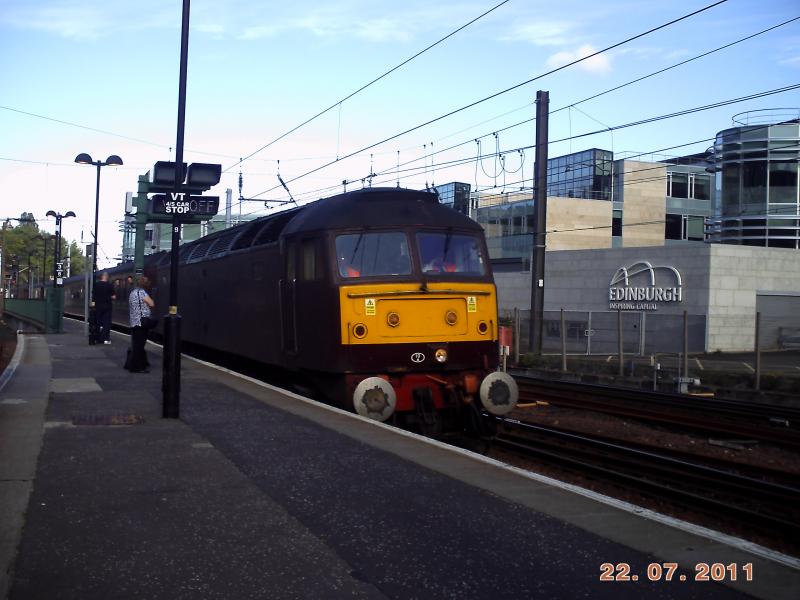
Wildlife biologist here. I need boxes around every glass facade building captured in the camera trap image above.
[713,114,800,248]
[662,155,714,244]
[434,181,472,214]
[547,148,613,200]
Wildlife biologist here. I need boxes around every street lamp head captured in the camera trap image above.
[46,210,57,218]
[65,211,76,218]
[105,155,123,167]
[75,153,93,165]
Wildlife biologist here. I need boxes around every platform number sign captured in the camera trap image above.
[56,261,64,287]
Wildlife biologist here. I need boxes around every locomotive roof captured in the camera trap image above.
[169,187,482,265]
[282,187,482,235]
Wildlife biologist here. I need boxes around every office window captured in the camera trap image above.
[692,174,711,200]
[686,216,704,241]
[665,214,682,239]
[769,162,798,204]
[612,210,622,237]
[668,172,688,198]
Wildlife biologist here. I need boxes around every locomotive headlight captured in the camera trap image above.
[353,323,368,339]
[445,310,458,326]
[434,348,448,363]
[477,321,489,335]
[387,312,400,327]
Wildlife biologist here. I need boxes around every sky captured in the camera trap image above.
[1,0,798,268]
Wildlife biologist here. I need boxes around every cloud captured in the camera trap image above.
[546,44,612,74]
[239,12,415,43]
[500,21,575,46]
[780,55,800,67]
[1,2,175,40]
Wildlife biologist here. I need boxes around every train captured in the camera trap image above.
[63,187,518,437]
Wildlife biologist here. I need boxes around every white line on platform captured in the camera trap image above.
[0,332,26,394]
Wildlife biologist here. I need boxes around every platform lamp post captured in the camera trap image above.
[35,233,52,292]
[75,153,123,343]
[45,211,76,286]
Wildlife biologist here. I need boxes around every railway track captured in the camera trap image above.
[493,417,800,545]
[513,375,800,450]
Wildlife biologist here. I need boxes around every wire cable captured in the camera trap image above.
[227,0,513,173]
[244,0,730,198]
[365,15,799,184]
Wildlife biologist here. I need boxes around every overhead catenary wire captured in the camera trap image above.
[226,0,514,173]
[358,15,800,185]
[238,123,799,218]
[5,8,791,184]
[234,85,798,214]
[243,0,731,200]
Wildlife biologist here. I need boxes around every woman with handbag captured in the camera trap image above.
[126,275,155,373]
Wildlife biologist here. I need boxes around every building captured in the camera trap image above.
[434,182,472,215]
[711,111,800,248]
[466,151,717,261]
[548,148,613,200]
[436,113,800,354]
[494,244,800,353]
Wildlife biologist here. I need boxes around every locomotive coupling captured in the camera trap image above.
[353,377,397,422]
[479,372,519,416]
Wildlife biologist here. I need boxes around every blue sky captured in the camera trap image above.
[1,0,798,267]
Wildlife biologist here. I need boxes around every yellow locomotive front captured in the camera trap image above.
[334,227,518,435]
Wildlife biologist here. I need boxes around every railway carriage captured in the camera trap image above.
[64,187,517,436]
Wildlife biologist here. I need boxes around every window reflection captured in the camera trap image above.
[335,232,411,278]
[417,232,486,275]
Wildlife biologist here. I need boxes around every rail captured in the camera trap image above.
[493,417,800,544]
[513,375,800,450]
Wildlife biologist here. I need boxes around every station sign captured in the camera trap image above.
[151,193,219,218]
[608,261,683,311]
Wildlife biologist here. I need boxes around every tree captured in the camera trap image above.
[1,213,86,293]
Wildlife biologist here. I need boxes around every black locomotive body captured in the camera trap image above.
[63,187,518,434]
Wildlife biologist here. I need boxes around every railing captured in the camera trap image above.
[731,108,800,126]
[3,289,65,333]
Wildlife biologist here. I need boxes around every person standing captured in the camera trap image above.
[92,271,116,344]
[126,275,155,373]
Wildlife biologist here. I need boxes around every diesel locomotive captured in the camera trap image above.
[63,187,518,436]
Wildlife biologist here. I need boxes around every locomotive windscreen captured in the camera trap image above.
[335,232,412,278]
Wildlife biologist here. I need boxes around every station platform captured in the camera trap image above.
[1,320,799,599]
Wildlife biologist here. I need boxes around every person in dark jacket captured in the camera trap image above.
[92,271,116,344]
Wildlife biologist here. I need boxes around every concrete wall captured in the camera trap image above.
[706,245,800,351]
[617,160,666,248]
[547,197,612,250]
[492,244,800,352]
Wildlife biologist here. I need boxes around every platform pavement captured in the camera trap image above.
[1,320,799,599]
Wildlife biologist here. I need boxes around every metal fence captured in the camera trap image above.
[756,295,800,351]
[504,309,707,356]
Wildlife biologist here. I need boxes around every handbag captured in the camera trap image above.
[142,316,159,330]
[136,289,158,329]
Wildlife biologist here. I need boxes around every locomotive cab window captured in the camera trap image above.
[417,232,486,275]
[335,232,411,278]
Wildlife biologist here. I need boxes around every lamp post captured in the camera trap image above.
[45,211,76,287]
[35,234,52,292]
[75,153,122,342]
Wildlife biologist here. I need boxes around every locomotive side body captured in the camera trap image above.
[62,187,517,435]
